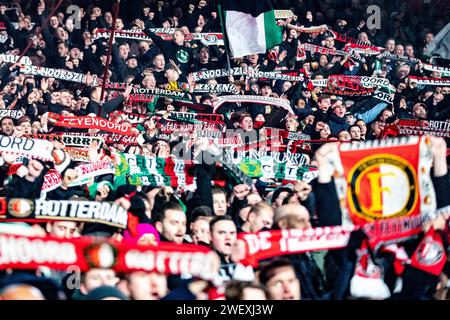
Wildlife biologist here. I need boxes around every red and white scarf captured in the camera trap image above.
[0,233,219,281]
[47,113,135,136]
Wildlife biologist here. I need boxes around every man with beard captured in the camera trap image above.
[154,201,187,244]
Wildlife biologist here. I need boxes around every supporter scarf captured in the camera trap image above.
[67,160,115,187]
[0,233,219,281]
[213,95,295,115]
[261,128,312,152]
[0,109,24,119]
[190,67,248,81]
[0,135,55,162]
[129,87,191,101]
[120,153,196,187]
[274,10,294,19]
[102,82,128,91]
[423,63,450,75]
[64,147,90,162]
[19,65,99,86]
[156,119,224,135]
[303,43,362,61]
[309,76,394,102]
[343,43,384,55]
[362,205,450,251]
[324,76,375,96]
[66,132,142,146]
[233,156,313,181]
[110,111,147,125]
[373,89,395,104]
[249,70,305,82]
[165,82,239,94]
[264,128,311,142]
[0,198,128,229]
[329,30,374,48]
[24,133,104,148]
[408,76,450,86]
[192,83,239,94]
[395,119,450,138]
[380,52,420,64]
[94,28,224,46]
[168,112,224,123]
[41,169,62,193]
[235,226,354,267]
[0,54,32,65]
[328,74,390,89]
[223,162,254,186]
[47,113,135,136]
[410,227,447,276]
[234,205,450,266]
[294,25,329,34]
[333,136,436,226]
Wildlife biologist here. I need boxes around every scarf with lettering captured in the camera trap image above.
[234,155,313,181]
[408,76,450,86]
[389,119,450,139]
[190,67,248,81]
[0,135,56,162]
[65,132,141,146]
[213,95,295,115]
[165,82,239,94]
[329,30,375,48]
[0,197,128,229]
[303,43,362,61]
[423,63,450,75]
[0,54,32,65]
[380,52,420,64]
[234,204,450,266]
[333,136,436,227]
[66,160,115,187]
[235,226,354,266]
[47,113,135,136]
[129,87,191,102]
[94,28,224,46]
[155,118,225,136]
[308,76,395,103]
[110,111,147,126]
[24,134,104,149]
[0,233,219,281]
[0,109,24,119]
[19,65,99,86]
[117,153,196,187]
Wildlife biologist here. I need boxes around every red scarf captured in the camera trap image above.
[47,113,135,136]
[0,233,219,281]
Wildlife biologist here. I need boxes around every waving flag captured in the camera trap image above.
[218,0,282,58]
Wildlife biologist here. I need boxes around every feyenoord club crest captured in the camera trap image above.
[415,237,444,266]
[347,154,417,220]
[84,242,118,269]
[7,198,35,218]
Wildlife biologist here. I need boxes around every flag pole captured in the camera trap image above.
[98,0,120,116]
